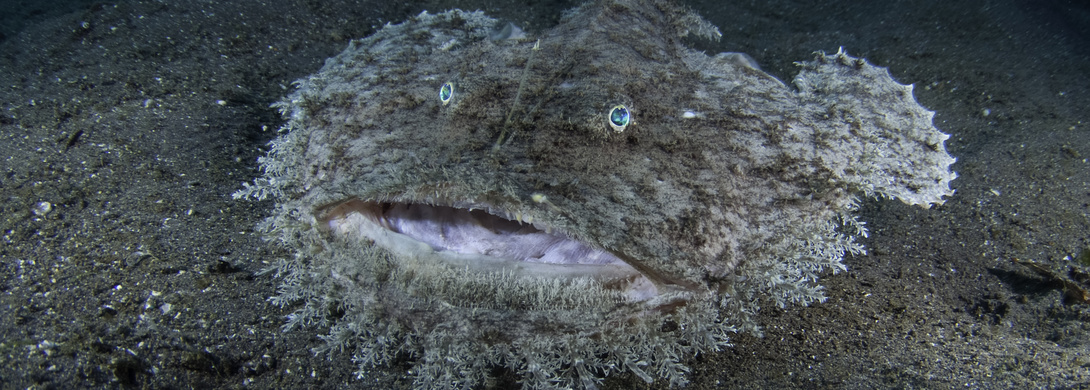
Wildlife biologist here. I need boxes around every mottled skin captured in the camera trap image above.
[240,0,955,388]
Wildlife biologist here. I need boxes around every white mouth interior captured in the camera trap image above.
[321,200,658,301]
[378,203,626,265]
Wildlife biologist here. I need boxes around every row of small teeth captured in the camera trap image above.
[493,208,552,234]
[420,200,555,234]
[502,209,552,233]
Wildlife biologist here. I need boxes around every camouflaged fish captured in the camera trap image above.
[235,0,956,388]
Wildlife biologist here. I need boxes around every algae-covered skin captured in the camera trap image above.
[236,0,955,388]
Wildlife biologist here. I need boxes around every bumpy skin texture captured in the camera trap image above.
[237,0,955,388]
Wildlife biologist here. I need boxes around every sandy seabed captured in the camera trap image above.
[1,0,1088,388]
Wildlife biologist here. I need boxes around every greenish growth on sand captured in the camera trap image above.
[1076,248,1090,267]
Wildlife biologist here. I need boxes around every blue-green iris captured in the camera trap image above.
[439,82,454,105]
[608,105,630,132]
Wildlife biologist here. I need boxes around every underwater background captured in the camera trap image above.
[0,0,1087,388]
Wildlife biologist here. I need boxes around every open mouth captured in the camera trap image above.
[318,199,661,302]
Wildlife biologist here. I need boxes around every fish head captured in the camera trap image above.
[246,0,955,387]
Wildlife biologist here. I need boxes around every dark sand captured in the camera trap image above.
[1,0,1088,388]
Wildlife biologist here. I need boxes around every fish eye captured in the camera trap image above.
[608,105,630,132]
[439,82,454,105]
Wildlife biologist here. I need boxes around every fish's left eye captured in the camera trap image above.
[608,105,630,133]
[439,82,454,105]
